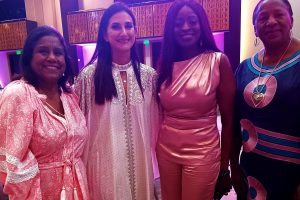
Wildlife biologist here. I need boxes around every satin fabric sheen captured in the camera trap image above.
[158,52,222,165]
[157,52,222,200]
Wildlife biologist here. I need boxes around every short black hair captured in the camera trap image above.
[20,25,74,92]
[252,0,293,25]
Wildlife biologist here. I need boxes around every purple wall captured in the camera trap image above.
[0,52,10,88]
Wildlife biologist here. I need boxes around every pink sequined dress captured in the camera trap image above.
[0,80,89,200]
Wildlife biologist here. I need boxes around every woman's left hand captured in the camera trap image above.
[213,170,232,200]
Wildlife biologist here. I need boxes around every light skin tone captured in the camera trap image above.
[174,4,236,196]
[105,11,136,65]
[105,11,136,101]
[31,35,66,116]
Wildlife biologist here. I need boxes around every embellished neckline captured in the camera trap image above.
[112,61,132,71]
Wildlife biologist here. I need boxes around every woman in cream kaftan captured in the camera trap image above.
[0,80,89,200]
[74,3,158,200]
[75,62,157,200]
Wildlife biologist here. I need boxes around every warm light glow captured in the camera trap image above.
[0,51,11,87]
[79,0,113,10]
[81,44,97,66]
[240,0,262,62]
[213,32,224,52]
[240,0,300,62]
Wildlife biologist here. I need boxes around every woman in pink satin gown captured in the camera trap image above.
[156,1,235,200]
[0,26,89,200]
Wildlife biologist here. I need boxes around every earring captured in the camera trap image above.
[254,37,260,47]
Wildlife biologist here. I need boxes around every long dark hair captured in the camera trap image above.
[20,26,74,92]
[252,0,293,25]
[87,2,143,104]
[156,0,219,96]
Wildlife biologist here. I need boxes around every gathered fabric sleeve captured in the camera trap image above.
[74,74,88,118]
[74,65,95,166]
[0,83,41,199]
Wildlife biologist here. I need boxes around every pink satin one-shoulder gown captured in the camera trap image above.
[157,52,223,200]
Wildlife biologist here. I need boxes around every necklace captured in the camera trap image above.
[112,61,132,71]
[44,100,65,118]
[252,39,292,105]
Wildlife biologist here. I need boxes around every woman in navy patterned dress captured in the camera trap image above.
[231,0,300,200]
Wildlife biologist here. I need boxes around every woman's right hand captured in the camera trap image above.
[231,165,248,199]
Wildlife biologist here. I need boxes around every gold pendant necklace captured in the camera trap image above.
[44,100,65,118]
[252,92,264,102]
[252,39,292,106]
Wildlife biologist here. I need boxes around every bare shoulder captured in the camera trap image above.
[216,53,233,73]
[216,53,235,90]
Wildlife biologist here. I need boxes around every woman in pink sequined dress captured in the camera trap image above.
[0,26,89,200]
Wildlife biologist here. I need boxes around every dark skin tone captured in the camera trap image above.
[37,86,64,117]
[230,116,248,199]
[255,0,297,67]
[214,54,236,199]
[174,6,202,61]
[231,39,300,200]
[31,35,66,117]
[175,52,235,200]
[174,5,236,199]
[259,38,300,65]
[231,0,300,199]
[217,55,236,172]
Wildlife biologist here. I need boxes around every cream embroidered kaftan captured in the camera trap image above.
[75,63,158,200]
[0,80,89,200]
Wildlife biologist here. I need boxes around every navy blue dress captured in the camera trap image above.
[235,50,300,200]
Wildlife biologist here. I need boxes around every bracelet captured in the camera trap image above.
[219,170,230,178]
